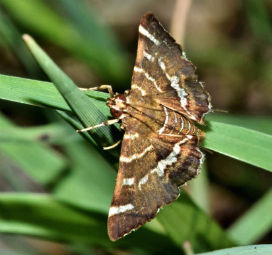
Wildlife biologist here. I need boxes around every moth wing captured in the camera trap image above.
[128,13,211,123]
[107,117,203,241]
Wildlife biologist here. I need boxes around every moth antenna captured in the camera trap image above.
[79,84,114,97]
[212,108,228,113]
[76,119,119,133]
[103,140,121,150]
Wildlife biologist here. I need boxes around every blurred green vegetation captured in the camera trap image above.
[0,0,271,254]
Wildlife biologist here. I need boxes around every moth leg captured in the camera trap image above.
[79,84,114,97]
[103,140,121,150]
[76,118,119,133]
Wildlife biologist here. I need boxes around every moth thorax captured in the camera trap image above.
[107,94,127,118]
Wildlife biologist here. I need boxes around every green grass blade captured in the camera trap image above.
[157,193,235,253]
[54,139,116,213]
[0,114,67,184]
[196,245,272,255]
[0,74,109,115]
[227,188,272,245]
[0,8,43,78]
[245,0,272,43]
[0,123,71,144]
[0,193,107,243]
[50,0,130,86]
[0,193,180,254]
[189,163,210,213]
[1,0,130,84]
[204,114,272,172]
[1,73,272,172]
[206,114,272,135]
[22,35,116,148]
[0,143,66,185]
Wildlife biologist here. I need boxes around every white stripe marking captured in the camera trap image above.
[182,51,188,60]
[158,57,166,71]
[109,204,134,217]
[134,66,162,92]
[158,58,197,121]
[186,121,191,134]
[159,106,169,134]
[139,25,160,45]
[199,81,213,112]
[124,132,139,140]
[144,51,155,62]
[197,148,205,166]
[138,174,149,190]
[151,136,192,177]
[122,178,134,186]
[131,84,147,96]
[120,145,153,163]
[178,116,184,134]
[196,148,205,175]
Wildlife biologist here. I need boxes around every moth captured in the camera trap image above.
[80,12,212,241]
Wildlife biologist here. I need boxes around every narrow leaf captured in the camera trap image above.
[0,193,180,254]
[196,244,272,255]
[0,114,66,184]
[1,0,130,84]
[204,115,272,172]
[22,34,117,148]
[157,193,235,253]
[227,188,272,245]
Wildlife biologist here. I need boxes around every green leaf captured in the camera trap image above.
[245,0,272,43]
[22,34,117,148]
[196,245,272,255]
[54,139,116,213]
[0,193,107,243]
[204,114,272,172]
[0,114,67,184]
[0,8,43,78]
[1,0,130,84]
[1,73,272,172]
[0,193,180,254]
[0,74,109,115]
[157,193,235,253]
[206,114,272,135]
[189,163,210,213]
[227,188,272,245]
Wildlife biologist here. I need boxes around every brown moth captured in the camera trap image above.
[84,12,212,241]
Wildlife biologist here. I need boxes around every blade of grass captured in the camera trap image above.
[204,114,272,172]
[0,123,72,144]
[0,8,43,78]
[0,74,109,115]
[206,114,272,135]
[0,193,107,243]
[53,139,116,213]
[0,193,180,254]
[245,0,272,43]
[196,244,272,255]
[189,163,210,214]
[157,192,235,253]
[1,73,272,172]
[227,188,272,245]
[1,0,130,84]
[50,0,130,86]
[0,114,67,184]
[22,34,117,148]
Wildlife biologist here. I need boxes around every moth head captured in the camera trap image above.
[107,93,127,118]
